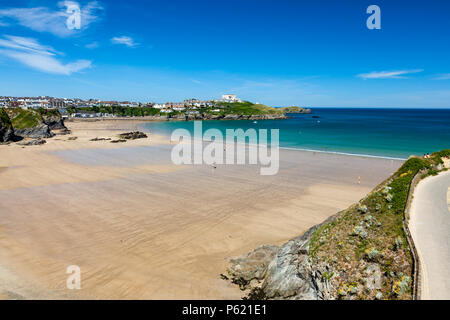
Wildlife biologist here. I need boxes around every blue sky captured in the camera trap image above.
[0,0,449,107]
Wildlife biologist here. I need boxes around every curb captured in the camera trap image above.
[403,170,426,300]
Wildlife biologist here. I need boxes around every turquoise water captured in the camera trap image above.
[143,108,450,159]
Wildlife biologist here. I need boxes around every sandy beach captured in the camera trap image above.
[0,119,403,299]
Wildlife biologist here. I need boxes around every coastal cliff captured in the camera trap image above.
[278,106,312,114]
[67,101,299,121]
[0,108,68,142]
[226,150,450,300]
[171,113,287,121]
[0,108,15,142]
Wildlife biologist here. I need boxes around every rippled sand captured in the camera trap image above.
[0,119,403,299]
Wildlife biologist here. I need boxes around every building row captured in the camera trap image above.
[0,94,242,112]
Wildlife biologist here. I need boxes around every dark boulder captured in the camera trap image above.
[13,124,54,139]
[40,110,67,130]
[17,138,47,146]
[118,131,148,140]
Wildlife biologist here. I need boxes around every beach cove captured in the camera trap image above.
[0,119,403,299]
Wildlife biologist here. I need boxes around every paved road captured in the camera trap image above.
[410,170,450,300]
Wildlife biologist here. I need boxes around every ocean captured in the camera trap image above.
[143,108,450,159]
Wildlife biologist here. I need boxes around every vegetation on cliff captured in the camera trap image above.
[227,150,449,300]
[0,107,67,140]
[6,108,43,130]
[67,105,161,117]
[0,108,14,142]
[278,106,311,113]
[216,102,284,115]
[67,101,293,118]
[307,151,448,299]
[0,108,11,127]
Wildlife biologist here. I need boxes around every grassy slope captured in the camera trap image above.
[5,108,44,130]
[68,102,285,117]
[308,150,449,300]
[36,108,61,118]
[216,102,284,115]
[278,106,309,113]
[0,108,12,128]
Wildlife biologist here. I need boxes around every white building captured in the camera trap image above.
[220,94,241,103]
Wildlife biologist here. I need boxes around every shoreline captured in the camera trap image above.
[0,119,405,299]
[138,120,408,161]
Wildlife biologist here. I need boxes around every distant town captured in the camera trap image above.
[0,94,244,118]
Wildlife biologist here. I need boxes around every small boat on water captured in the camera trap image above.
[253,121,258,124]
[312,115,320,119]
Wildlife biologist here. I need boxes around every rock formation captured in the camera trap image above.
[2,108,68,140]
[0,108,15,142]
[174,113,288,121]
[227,217,337,300]
[118,131,148,140]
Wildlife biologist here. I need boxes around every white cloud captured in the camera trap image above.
[111,36,138,47]
[357,69,423,79]
[0,35,56,55]
[0,35,91,75]
[0,1,103,37]
[433,73,450,80]
[85,41,99,49]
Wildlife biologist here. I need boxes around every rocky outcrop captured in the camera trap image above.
[227,218,336,300]
[17,138,47,146]
[13,124,54,139]
[174,113,288,122]
[0,108,15,142]
[40,110,66,130]
[4,108,67,139]
[278,106,312,114]
[118,131,148,140]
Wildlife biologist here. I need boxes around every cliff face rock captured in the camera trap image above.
[229,245,278,284]
[278,106,312,114]
[4,108,67,139]
[227,222,335,300]
[14,124,54,139]
[225,156,450,300]
[118,131,148,140]
[172,113,287,121]
[0,108,15,142]
[40,110,66,130]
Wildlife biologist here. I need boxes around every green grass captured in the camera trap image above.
[217,101,284,115]
[307,152,449,300]
[0,108,12,128]
[36,108,62,118]
[6,108,43,130]
[69,105,166,117]
[278,106,309,113]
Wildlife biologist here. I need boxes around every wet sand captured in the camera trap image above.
[0,119,403,299]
